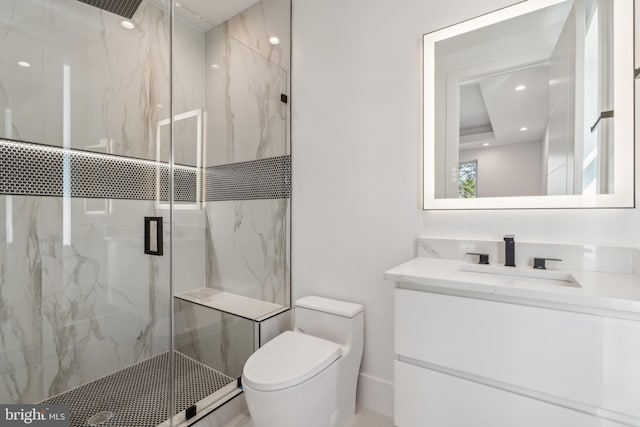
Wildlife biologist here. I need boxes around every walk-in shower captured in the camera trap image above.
[0,0,291,425]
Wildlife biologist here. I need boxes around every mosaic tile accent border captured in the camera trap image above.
[0,139,197,201]
[41,351,235,427]
[0,140,291,202]
[205,156,291,201]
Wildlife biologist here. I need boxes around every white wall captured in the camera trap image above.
[459,141,543,197]
[292,0,640,417]
[546,5,577,195]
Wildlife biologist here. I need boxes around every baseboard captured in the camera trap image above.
[356,372,394,418]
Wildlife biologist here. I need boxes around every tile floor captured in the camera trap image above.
[218,407,393,427]
[347,407,394,427]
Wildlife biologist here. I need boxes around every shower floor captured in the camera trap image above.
[41,351,236,427]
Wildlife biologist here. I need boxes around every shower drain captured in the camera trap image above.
[86,411,114,426]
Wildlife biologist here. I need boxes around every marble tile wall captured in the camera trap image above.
[0,0,167,159]
[0,195,206,404]
[0,196,178,403]
[0,0,204,163]
[0,0,291,409]
[0,0,207,405]
[203,0,291,307]
[205,200,289,306]
[226,0,290,74]
[204,26,288,166]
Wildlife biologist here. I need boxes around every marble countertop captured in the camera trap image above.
[385,257,640,318]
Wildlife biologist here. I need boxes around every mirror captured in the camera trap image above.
[423,0,634,209]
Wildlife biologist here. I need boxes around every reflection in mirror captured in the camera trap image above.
[424,0,634,209]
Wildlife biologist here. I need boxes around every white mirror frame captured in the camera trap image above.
[423,0,634,210]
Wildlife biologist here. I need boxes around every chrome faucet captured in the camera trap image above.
[504,235,515,267]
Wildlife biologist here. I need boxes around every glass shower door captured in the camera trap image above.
[0,0,291,424]
[0,0,174,425]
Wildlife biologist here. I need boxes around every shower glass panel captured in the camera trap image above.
[0,0,290,424]
[0,0,176,425]
[171,0,291,421]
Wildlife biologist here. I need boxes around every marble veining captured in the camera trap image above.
[226,0,291,72]
[205,199,289,306]
[205,7,288,167]
[0,197,44,403]
[199,0,291,312]
[0,0,201,402]
[0,0,291,412]
[0,0,185,161]
[0,197,173,404]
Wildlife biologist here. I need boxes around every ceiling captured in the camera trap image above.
[177,0,260,28]
[459,64,550,151]
[451,1,572,152]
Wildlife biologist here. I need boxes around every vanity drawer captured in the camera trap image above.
[394,288,640,418]
[395,360,626,427]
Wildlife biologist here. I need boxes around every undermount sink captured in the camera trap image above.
[457,264,581,288]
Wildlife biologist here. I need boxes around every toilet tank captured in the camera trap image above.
[294,296,363,347]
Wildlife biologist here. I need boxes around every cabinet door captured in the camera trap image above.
[395,288,640,418]
[395,361,625,427]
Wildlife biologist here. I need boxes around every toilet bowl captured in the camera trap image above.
[242,296,364,427]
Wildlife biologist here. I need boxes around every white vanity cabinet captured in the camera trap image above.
[395,361,626,427]
[393,287,640,427]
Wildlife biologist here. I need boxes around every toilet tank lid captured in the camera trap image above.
[295,296,363,318]
[242,331,342,392]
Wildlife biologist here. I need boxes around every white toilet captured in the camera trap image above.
[242,296,364,427]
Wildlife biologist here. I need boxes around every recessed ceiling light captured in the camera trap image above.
[176,2,181,7]
[210,64,220,69]
[269,36,280,45]
[120,20,135,29]
[482,142,490,146]
[515,84,526,91]
[520,127,528,131]
[18,61,31,67]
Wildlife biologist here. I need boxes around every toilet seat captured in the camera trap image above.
[243,331,342,392]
